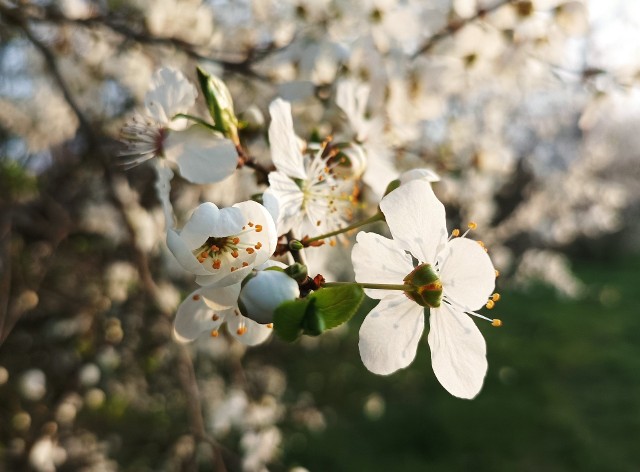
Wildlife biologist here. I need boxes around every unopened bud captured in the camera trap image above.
[289,240,304,251]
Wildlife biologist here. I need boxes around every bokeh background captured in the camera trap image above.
[1,0,640,470]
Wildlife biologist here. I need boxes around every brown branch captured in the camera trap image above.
[176,346,232,472]
[412,0,519,59]
[2,4,166,314]
[8,4,282,81]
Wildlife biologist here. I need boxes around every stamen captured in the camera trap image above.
[242,262,249,267]
[210,329,219,337]
[236,325,247,336]
[246,248,255,254]
[248,222,254,227]
[266,323,273,329]
[477,240,485,247]
[254,242,262,249]
[486,300,495,309]
[491,319,502,327]
[468,222,477,230]
[232,237,240,244]
[212,314,220,321]
[212,259,222,270]
[255,225,263,232]
[495,269,500,277]
[192,294,201,301]
[491,293,501,302]
[230,267,237,272]
[231,250,239,258]
[452,229,460,237]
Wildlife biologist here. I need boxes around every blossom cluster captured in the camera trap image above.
[119,65,503,400]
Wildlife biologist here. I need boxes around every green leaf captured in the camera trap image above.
[309,285,365,330]
[273,284,365,342]
[273,298,310,342]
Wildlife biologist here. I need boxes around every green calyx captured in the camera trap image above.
[403,264,443,308]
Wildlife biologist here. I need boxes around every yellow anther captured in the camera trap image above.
[242,262,249,267]
[212,314,220,321]
[491,293,501,302]
[255,242,262,249]
[255,224,263,232]
[231,250,239,258]
[212,259,222,270]
[495,269,500,277]
[491,319,502,327]
[210,329,219,337]
[236,326,247,336]
[232,237,240,244]
[266,323,273,329]
[486,300,495,309]
[246,247,255,254]
[452,229,460,237]
[477,240,485,247]
[329,240,337,247]
[468,222,478,230]
[248,222,254,227]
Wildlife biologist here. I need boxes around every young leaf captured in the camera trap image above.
[273,298,309,342]
[310,285,365,330]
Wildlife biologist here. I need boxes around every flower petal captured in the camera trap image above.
[173,289,223,343]
[380,179,447,265]
[265,172,304,235]
[180,203,244,251]
[166,229,210,275]
[439,237,495,311]
[227,313,273,346]
[268,99,307,180]
[427,303,487,399]
[196,264,253,288]
[358,295,425,375]
[164,126,238,184]
[200,283,241,311]
[352,232,414,299]
[399,168,440,184]
[232,200,278,266]
[145,67,197,124]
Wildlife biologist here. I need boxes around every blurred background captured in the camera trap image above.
[1,0,639,470]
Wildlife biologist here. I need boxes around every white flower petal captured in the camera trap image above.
[399,168,440,184]
[380,179,447,265]
[164,127,238,184]
[359,295,425,375]
[173,289,223,343]
[232,200,278,266]
[352,232,413,299]
[200,284,241,311]
[227,314,273,346]
[268,99,307,180]
[195,264,253,288]
[166,229,210,275]
[265,172,304,235]
[179,202,220,249]
[145,67,197,124]
[427,303,487,399]
[439,237,495,311]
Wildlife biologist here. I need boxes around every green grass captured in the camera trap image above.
[266,254,640,471]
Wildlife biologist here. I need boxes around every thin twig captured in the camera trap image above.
[412,0,518,59]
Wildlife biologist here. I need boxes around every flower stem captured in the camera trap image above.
[302,212,385,246]
[323,281,415,292]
